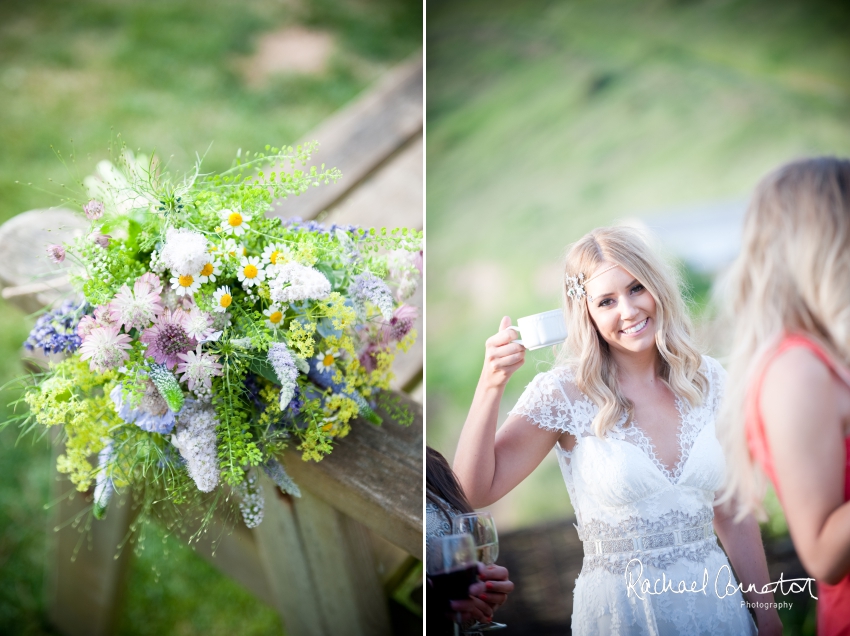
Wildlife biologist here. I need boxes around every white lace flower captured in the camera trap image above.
[220,208,252,236]
[197,256,220,284]
[212,286,233,313]
[170,272,201,297]
[237,256,265,289]
[263,305,286,330]
[268,262,330,304]
[160,228,208,275]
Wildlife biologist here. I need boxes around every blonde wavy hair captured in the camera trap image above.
[556,226,707,438]
[717,157,850,520]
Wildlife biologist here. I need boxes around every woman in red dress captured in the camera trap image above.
[719,157,850,635]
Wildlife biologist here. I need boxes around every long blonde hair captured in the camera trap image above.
[557,226,707,438]
[718,157,850,519]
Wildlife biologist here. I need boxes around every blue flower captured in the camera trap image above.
[110,384,177,434]
[24,299,88,355]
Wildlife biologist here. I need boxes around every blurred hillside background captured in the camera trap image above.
[427,0,850,633]
[0,0,420,634]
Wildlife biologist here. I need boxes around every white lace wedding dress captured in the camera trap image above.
[509,356,757,635]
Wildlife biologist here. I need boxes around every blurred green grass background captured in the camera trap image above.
[0,0,420,633]
[426,1,850,633]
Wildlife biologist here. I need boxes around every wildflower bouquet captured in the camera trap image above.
[16,142,422,532]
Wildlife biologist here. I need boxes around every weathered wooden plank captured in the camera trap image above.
[282,395,423,558]
[45,440,135,636]
[252,476,328,636]
[0,208,85,313]
[322,135,423,232]
[185,505,278,610]
[269,55,423,221]
[290,489,392,635]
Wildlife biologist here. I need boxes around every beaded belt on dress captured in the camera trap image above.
[581,522,715,556]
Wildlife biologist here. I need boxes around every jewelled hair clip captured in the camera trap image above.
[565,272,586,300]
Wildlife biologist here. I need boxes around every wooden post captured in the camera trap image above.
[44,442,135,636]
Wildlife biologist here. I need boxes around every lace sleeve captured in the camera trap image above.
[507,368,590,437]
[702,355,728,418]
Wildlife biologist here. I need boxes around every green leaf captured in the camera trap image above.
[248,358,280,386]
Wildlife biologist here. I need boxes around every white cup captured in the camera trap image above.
[506,309,568,351]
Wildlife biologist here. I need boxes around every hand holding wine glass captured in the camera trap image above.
[452,512,509,631]
[427,533,484,634]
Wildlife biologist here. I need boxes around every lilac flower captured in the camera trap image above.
[24,299,87,355]
[140,308,196,369]
[172,400,219,493]
[46,244,65,263]
[79,326,132,372]
[84,200,105,221]
[176,345,223,392]
[110,383,176,434]
[267,343,299,409]
[110,278,164,331]
[348,271,394,320]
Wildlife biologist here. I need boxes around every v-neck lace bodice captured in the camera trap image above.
[508,356,756,636]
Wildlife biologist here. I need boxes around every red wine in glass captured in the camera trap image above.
[430,564,479,602]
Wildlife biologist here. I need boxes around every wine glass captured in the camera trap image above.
[427,533,479,636]
[452,512,506,632]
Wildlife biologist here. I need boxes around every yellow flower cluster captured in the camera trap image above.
[285,320,316,359]
[323,292,357,331]
[25,358,120,490]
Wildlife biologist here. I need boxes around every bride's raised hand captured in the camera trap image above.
[481,316,526,390]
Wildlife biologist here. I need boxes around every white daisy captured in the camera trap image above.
[170,272,201,297]
[237,256,265,289]
[261,243,292,267]
[212,286,233,313]
[314,349,340,375]
[220,208,252,237]
[197,256,220,284]
[263,305,286,330]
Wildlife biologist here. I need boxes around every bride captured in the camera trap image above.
[453,226,782,635]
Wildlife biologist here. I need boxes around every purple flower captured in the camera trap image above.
[92,231,111,249]
[383,304,417,343]
[46,244,65,263]
[140,308,196,369]
[84,200,104,221]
